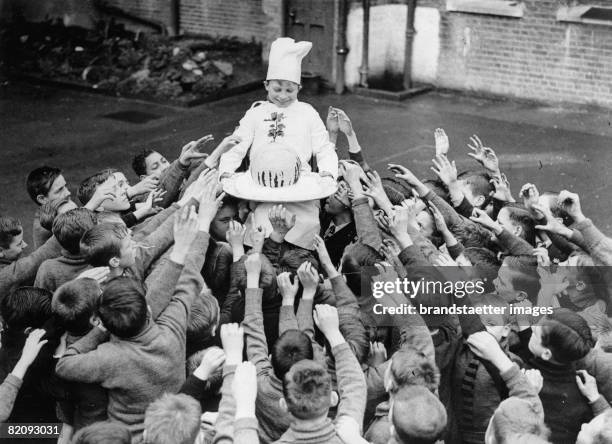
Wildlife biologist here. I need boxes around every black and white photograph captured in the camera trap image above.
[1,1,612,443]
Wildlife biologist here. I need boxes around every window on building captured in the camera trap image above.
[558,5,612,26]
[446,0,524,18]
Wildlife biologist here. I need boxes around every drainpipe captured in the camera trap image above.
[169,0,180,36]
[359,0,370,87]
[403,0,417,90]
[335,0,348,94]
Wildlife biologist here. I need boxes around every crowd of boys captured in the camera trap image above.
[1,100,612,444]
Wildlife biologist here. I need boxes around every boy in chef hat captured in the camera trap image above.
[219,37,338,250]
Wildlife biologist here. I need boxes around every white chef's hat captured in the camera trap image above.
[266,37,312,85]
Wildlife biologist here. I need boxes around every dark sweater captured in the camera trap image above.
[56,232,210,438]
[527,357,592,444]
[34,251,91,292]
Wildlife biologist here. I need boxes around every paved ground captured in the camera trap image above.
[2,80,612,252]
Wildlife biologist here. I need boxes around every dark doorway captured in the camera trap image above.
[285,0,335,85]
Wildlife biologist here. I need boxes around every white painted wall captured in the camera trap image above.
[345,4,440,88]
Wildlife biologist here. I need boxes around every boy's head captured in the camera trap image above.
[458,171,493,209]
[528,308,593,363]
[485,396,549,444]
[390,385,447,444]
[210,197,238,242]
[0,216,26,261]
[264,79,300,108]
[77,169,130,211]
[272,329,313,381]
[26,166,70,206]
[381,177,414,206]
[456,247,500,289]
[384,347,440,394]
[39,197,78,231]
[576,409,612,444]
[132,149,170,179]
[143,393,202,444]
[472,294,513,341]
[497,205,536,245]
[234,253,279,302]
[1,287,52,332]
[281,359,334,420]
[52,278,100,335]
[187,293,220,356]
[80,223,135,269]
[540,192,574,227]
[72,421,131,444]
[52,208,97,255]
[98,276,148,338]
[493,256,540,304]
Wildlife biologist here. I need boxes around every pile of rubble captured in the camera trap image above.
[1,20,262,102]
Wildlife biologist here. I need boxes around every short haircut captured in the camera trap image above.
[490,397,549,443]
[541,191,574,226]
[381,177,415,205]
[278,248,320,275]
[233,253,279,302]
[501,204,537,245]
[0,287,52,331]
[52,278,100,334]
[144,393,202,444]
[132,149,156,177]
[459,170,493,207]
[0,216,22,249]
[504,433,553,444]
[282,359,331,420]
[39,197,73,231]
[391,385,447,444]
[341,241,383,297]
[72,421,131,444]
[502,255,541,302]
[26,166,62,204]
[80,223,129,267]
[186,348,223,388]
[540,308,594,363]
[77,168,116,205]
[472,293,513,326]
[462,247,500,288]
[52,208,97,255]
[272,329,313,381]
[187,294,220,356]
[453,223,496,250]
[388,347,440,394]
[98,277,147,338]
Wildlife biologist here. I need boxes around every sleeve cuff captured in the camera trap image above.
[499,363,520,382]
[571,218,593,231]
[4,373,23,388]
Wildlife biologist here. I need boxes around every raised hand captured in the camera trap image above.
[220,323,244,366]
[467,135,499,174]
[532,202,573,238]
[179,135,214,167]
[135,188,166,219]
[193,346,226,381]
[226,221,246,251]
[312,235,336,276]
[313,304,342,342]
[277,272,299,305]
[576,370,600,402]
[522,369,543,394]
[431,154,458,187]
[19,329,48,368]
[197,171,224,231]
[532,246,550,267]
[387,163,419,187]
[470,208,502,234]
[558,190,585,222]
[268,205,296,243]
[128,175,159,198]
[368,341,388,367]
[326,106,339,133]
[363,170,393,215]
[429,202,449,235]
[434,128,450,157]
[335,108,354,136]
[171,204,200,264]
[206,135,242,169]
[466,331,511,371]
[489,173,514,203]
[250,225,265,253]
[84,181,116,211]
[297,261,319,299]
[519,183,541,216]
[245,252,262,289]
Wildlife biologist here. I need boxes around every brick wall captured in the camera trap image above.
[436,0,612,107]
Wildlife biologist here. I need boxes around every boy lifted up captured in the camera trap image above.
[219,37,338,249]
